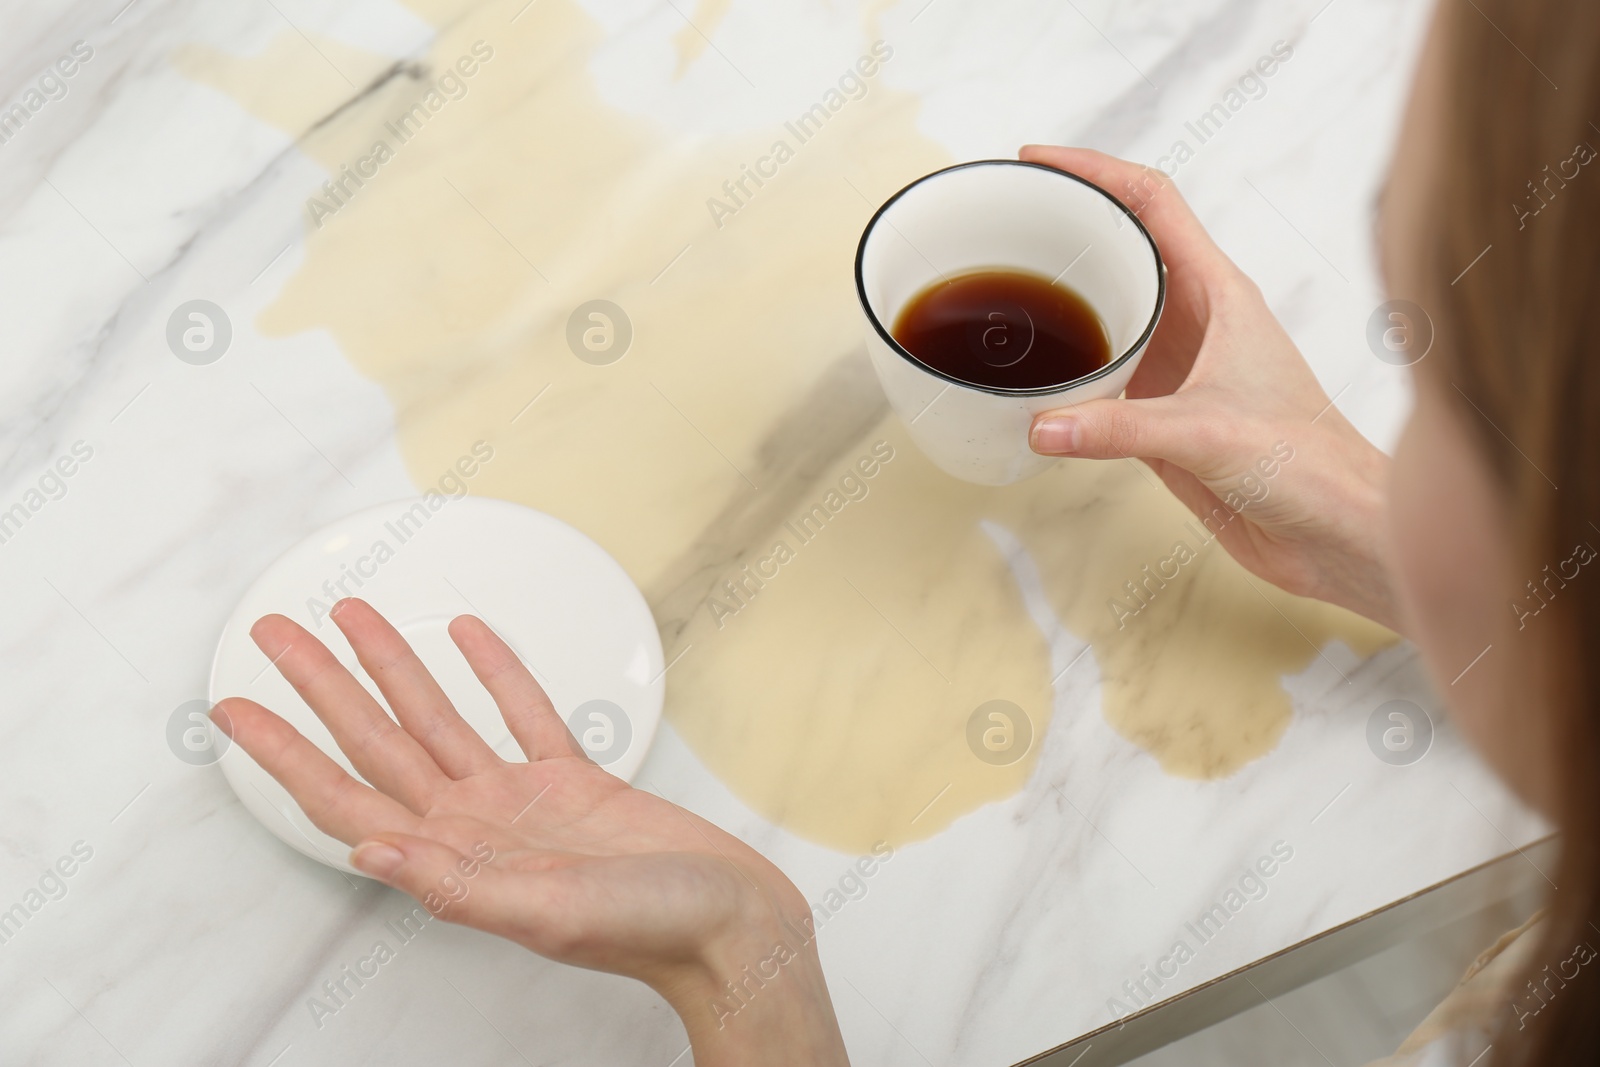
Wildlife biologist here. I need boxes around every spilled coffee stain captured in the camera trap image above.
[174,31,398,137]
[989,460,1394,778]
[859,0,901,44]
[179,0,1394,852]
[672,0,733,76]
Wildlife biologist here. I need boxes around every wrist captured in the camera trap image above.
[1319,429,1404,632]
[655,903,849,1067]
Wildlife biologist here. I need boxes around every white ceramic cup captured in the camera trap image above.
[855,160,1166,486]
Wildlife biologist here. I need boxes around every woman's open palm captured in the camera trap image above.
[215,598,807,991]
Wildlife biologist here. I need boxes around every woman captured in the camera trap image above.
[212,0,1599,1062]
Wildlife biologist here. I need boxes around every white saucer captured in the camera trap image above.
[209,496,664,874]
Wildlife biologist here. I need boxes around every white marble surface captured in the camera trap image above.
[0,0,1550,1064]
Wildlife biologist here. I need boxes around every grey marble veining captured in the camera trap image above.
[0,1,1547,1065]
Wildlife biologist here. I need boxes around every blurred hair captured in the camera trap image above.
[1419,1,1600,1062]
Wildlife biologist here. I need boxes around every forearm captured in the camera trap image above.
[1299,415,1401,633]
[1306,427,1403,632]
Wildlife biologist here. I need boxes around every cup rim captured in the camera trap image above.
[854,158,1168,397]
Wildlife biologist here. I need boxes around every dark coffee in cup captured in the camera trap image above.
[891,268,1111,391]
[856,160,1165,484]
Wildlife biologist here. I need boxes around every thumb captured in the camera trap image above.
[350,834,545,933]
[1030,396,1215,470]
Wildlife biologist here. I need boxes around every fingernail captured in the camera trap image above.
[1032,417,1080,455]
[351,841,404,879]
[208,704,234,738]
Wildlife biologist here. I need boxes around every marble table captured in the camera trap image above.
[0,0,1550,1064]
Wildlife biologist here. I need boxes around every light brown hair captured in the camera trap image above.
[1419,0,1600,1061]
